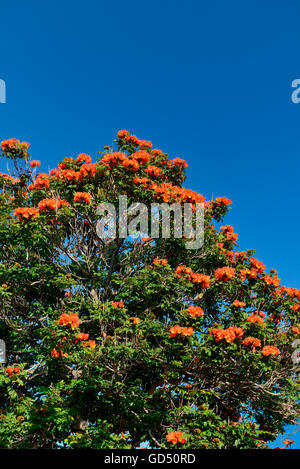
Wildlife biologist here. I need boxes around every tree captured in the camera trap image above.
[0,131,299,449]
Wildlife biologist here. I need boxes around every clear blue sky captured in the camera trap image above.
[0,0,299,448]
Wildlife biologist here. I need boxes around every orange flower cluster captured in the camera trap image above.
[51,348,68,358]
[175,265,193,277]
[112,301,125,308]
[146,165,162,177]
[6,366,20,377]
[133,177,205,206]
[172,157,188,169]
[175,265,211,289]
[153,258,168,266]
[278,287,300,300]
[187,305,204,318]
[247,312,265,325]
[38,198,69,212]
[101,151,142,173]
[240,268,258,281]
[0,173,20,185]
[117,130,152,149]
[291,326,300,335]
[79,163,97,178]
[28,173,50,191]
[169,325,195,337]
[250,257,266,273]
[131,150,151,165]
[14,207,39,221]
[191,273,211,288]
[283,439,295,447]
[152,148,164,156]
[123,158,139,172]
[50,168,79,182]
[102,152,127,166]
[243,336,261,352]
[215,267,236,281]
[232,300,246,308]
[262,346,280,356]
[166,431,186,444]
[264,275,280,288]
[30,160,41,168]
[75,332,89,341]
[210,326,244,343]
[1,138,30,152]
[82,339,96,349]
[74,192,92,204]
[220,225,238,243]
[77,153,92,164]
[214,197,232,206]
[58,313,81,330]
[129,317,141,325]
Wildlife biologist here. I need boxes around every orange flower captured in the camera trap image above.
[102,152,127,166]
[152,149,164,156]
[240,268,258,281]
[243,336,261,352]
[131,150,151,165]
[172,157,188,169]
[283,439,294,447]
[139,140,153,149]
[74,192,92,204]
[30,160,41,168]
[247,313,265,325]
[214,197,232,206]
[232,300,246,308]
[220,225,238,243]
[153,258,168,266]
[13,207,39,222]
[190,273,211,288]
[210,326,244,343]
[77,153,92,164]
[76,332,89,341]
[187,305,204,318]
[1,138,30,152]
[175,265,193,277]
[28,173,50,190]
[38,198,70,212]
[112,301,125,308]
[58,313,81,330]
[122,158,139,172]
[264,275,280,288]
[215,267,235,281]
[129,317,141,325]
[291,326,300,335]
[169,325,195,337]
[79,163,97,178]
[146,165,162,177]
[51,348,60,358]
[6,366,14,377]
[125,134,140,146]
[250,258,266,273]
[262,345,280,357]
[117,129,130,139]
[166,431,186,445]
[83,340,96,349]
[170,325,183,337]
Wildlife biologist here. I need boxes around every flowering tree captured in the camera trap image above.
[0,132,299,449]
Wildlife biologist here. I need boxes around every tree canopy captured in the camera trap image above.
[0,131,299,449]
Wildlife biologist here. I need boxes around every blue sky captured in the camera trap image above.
[0,0,299,448]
